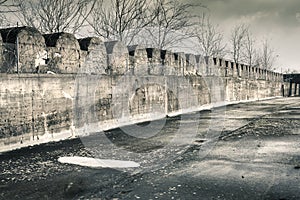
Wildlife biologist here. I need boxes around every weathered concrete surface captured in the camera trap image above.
[105,41,129,75]
[0,27,46,73]
[43,32,81,73]
[0,73,282,152]
[78,37,108,75]
[0,97,299,199]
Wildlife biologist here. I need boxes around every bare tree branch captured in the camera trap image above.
[241,30,258,66]
[193,14,226,58]
[258,38,277,70]
[0,0,20,27]
[14,0,96,34]
[142,0,201,49]
[87,0,153,45]
[230,24,248,63]
[0,0,19,13]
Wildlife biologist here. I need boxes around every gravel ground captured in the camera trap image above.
[0,97,299,199]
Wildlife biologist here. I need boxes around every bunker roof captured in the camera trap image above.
[78,37,102,51]
[43,32,77,47]
[0,26,41,43]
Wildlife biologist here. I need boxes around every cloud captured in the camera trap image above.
[238,11,274,24]
[184,0,300,71]
[296,13,300,23]
[188,0,300,27]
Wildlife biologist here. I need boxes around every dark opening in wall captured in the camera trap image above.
[174,53,178,60]
[225,61,228,68]
[160,50,166,60]
[213,57,217,65]
[146,48,154,59]
[129,51,135,56]
[219,58,222,66]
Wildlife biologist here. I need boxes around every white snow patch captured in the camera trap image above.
[58,156,140,168]
[47,71,56,74]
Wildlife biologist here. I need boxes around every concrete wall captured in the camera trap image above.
[105,41,129,75]
[0,26,285,152]
[78,37,107,74]
[0,71,283,151]
[0,27,46,73]
[44,33,81,74]
[128,45,148,75]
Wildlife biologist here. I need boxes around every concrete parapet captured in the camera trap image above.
[146,48,162,75]
[161,50,176,75]
[43,32,80,74]
[128,45,148,75]
[0,26,46,73]
[185,54,196,75]
[174,52,186,76]
[78,37,107,74]
[104,41,129,75]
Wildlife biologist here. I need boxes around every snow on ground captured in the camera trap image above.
[58,156,140,168]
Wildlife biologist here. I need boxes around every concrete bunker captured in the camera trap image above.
[128,45,148,75]
[146,48,162,75]
[43,32,80,73]
[78,37,107,74]
[161,50,176,75]
[0,26,46,73]
[104,41,129,75]
[185,54,197,75]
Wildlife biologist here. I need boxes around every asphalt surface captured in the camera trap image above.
[0,97,299,200]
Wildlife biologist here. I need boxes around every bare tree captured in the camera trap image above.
[193,14,226,58]
[0,0,20,26]
[138,0,201,49]
[230,24,248,63]
[88,0,154,45]
[242,30,258,66]
[0,0,19,12]
[14,0,96,33]
[259,38,277,70]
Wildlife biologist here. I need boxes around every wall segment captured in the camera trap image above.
[0,27,284,152]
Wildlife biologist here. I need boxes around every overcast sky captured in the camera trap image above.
[186,0,300,72]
